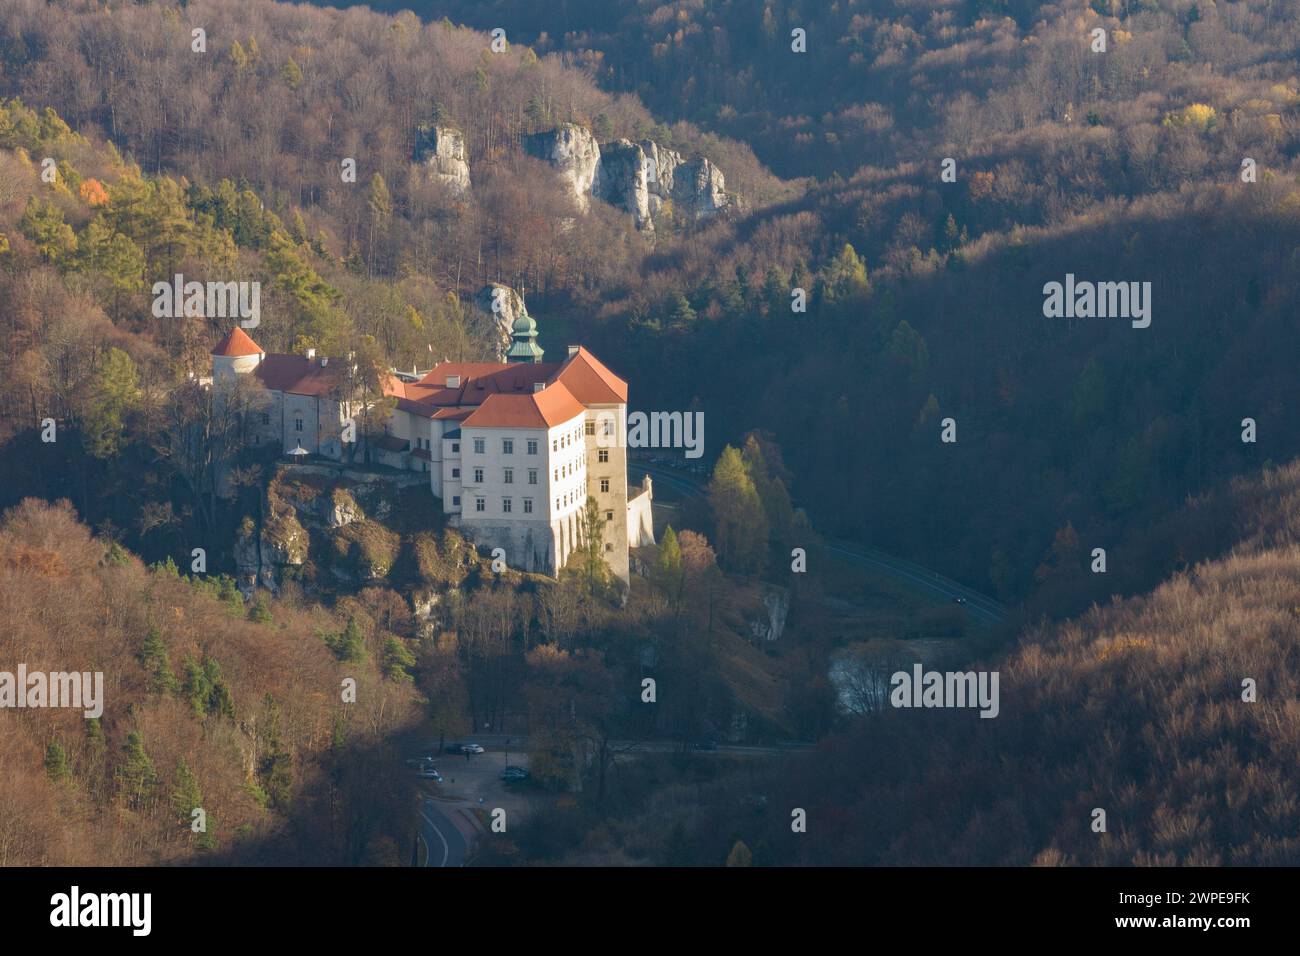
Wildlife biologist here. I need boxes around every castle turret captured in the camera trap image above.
[505,310,545,364]
[211,326,265,382]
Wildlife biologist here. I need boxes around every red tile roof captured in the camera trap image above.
[211,327,264,357]
[383,350,627,418]
[554,347,628,405]
[255,354,347,396]
[462,382,586,430]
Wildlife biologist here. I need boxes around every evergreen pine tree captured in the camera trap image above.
[170,758,203,828]
[139,624,179,696]
[117,730,159,810]
[383,637,417,682]
[653,526,685,604]
[44,741,69,783]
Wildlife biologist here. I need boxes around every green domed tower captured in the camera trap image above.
[505,309,545,363]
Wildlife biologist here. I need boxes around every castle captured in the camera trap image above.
[210,312,654,584]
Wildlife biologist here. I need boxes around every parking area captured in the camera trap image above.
[408,743,537,829]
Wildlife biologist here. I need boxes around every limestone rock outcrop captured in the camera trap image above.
[522,123,603,212]
[641,140,681,217]
[415,124,471,195]
[474,283,526,360]
[597,139,652,230]
[672,156,728,219]
[520,124,728,228]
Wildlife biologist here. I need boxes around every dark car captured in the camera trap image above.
[951,596,968,605]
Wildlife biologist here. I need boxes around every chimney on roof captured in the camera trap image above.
[533,382,546,393]
[305,347,316,360]
[567,345,580,357]
[447,374,461,388]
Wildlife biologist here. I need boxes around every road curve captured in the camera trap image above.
[418,796,468,868]
[628,461,1007,624]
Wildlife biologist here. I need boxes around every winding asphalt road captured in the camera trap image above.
[628,461,1007,625]
[418,796,468,868]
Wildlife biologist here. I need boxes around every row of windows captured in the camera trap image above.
[473,497,535,514]
[471,437,540,455]
[459,468,545,485]
[459,433,615,460]
[554,459,585,481]
[447,499,611,521]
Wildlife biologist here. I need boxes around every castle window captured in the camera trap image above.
[294,419,304,432]
[605,511,613,522]
[502,498,512,513]
[600,478,609,493]
[585,421,595,436]
[602,419,615,436]
[261,413,270,425]
[503,439,513,454]
[605,543,613,552]
[473,468,484,483]
[598,449,609,463]
[528,469,538,485]
[527,440,538,455]
[452,496,460,507]
[523,498,533,514]
[552,439,557,451]
[452,442,460,454]
[504,468,514,484]
[555,498,560,511]
[475,497,485,512]
[452,468,460,479]
[473,438,485,454]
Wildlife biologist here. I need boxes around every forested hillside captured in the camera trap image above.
[489,458,1300,866]
[7,1,1300,614]
[751,458,1300,865]
[1,0,1299,874]
[0,497,420,865]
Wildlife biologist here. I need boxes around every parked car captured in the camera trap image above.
[451,743,484,755]
[692,739,718,752]
[415,762,442,782]
[499,766,530,781]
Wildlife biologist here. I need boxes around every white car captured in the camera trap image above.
[458,743,485,755]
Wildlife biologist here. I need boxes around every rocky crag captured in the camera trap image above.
[415,123,471,195]
[520,123,729,229]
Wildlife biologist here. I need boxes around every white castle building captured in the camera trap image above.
[210,313,654,583]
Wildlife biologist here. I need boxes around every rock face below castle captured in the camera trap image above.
[415,124,471,195]
[474,283,527,360]
[522,123,603,212]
